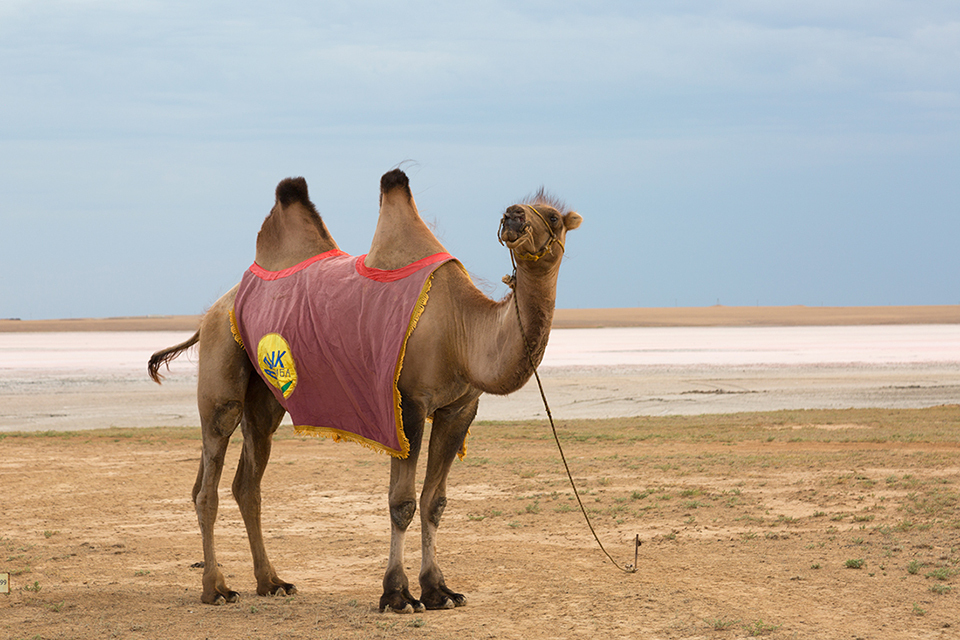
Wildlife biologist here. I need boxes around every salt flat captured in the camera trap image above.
[1,325,957,431]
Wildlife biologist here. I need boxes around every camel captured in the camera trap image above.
[148,169,582,613]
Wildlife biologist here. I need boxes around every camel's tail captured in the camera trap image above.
[148,330,200,384]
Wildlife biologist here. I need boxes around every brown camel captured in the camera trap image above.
[148,169,581,613]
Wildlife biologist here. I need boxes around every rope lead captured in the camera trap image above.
[506,269,640,574]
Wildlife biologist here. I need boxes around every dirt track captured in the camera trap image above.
[2,408,959,639]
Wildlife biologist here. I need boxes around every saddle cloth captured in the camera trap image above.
[232,249,457,458]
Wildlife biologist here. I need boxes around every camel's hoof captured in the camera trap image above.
[206,590,240,606]
[394,603,415,614]
[384,601,426,614]
[379,594,425,614]
[422,587,466,610]
[429,597,456,610]
[424,595,465,610]
[261,582,297,598]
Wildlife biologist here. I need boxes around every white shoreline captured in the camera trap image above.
[2,327,958,432]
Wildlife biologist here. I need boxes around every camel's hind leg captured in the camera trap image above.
[417,397,477,610]
[232,374,296,597]
[194,405,242,604]
[192,296,251,605]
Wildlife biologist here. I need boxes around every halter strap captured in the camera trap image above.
[510,205,565,262]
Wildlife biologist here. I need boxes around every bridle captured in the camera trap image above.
[497,204,565,262]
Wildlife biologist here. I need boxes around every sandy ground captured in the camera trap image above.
[2,410,959,640]
[2,307,958,639]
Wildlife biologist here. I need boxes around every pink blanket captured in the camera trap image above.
[232,250,456,458]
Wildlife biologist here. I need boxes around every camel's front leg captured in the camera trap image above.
[417,399,476,609]
[233,376,296,598]
[380,407,425,613]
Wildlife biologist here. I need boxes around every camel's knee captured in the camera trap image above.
[390,500,417,531]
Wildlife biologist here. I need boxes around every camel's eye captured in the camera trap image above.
[549,214,560,226]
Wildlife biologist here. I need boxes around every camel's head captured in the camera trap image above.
[499,192,582,265]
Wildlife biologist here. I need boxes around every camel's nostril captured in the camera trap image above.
[501,207,527,235]
[501,215,527,235]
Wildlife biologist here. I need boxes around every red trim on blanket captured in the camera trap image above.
[355,252,455,283]
[249,249,347,281]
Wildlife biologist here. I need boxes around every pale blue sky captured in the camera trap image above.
[2,1,958,319]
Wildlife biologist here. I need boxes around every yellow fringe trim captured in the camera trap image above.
[229,308,244,350]
[294,424,407,457]
[390,273,437,458]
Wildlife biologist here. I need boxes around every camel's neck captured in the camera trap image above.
[462,259,562,395]
[365,190,447,270]
[255,206,338,271]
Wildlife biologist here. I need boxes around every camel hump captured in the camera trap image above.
[380,169,412,199]
[276,177,313,209]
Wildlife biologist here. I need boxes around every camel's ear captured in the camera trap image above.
[563,211,582,231]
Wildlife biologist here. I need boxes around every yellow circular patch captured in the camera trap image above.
[256,333,298,399]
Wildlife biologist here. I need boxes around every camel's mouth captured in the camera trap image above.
[498,206,529,244]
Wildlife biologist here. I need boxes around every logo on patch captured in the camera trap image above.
[257,333,298,399]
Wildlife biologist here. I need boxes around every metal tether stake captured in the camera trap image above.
[505,263,639,574]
